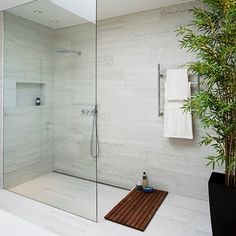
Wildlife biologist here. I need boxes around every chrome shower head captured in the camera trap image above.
[55,48,81,55]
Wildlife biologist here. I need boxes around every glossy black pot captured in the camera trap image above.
[209,172,236,236]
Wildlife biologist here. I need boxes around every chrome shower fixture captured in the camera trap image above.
[55,47,81,55]
[81,108,95,115]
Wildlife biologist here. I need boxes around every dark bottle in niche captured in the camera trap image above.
[36,97,41,106]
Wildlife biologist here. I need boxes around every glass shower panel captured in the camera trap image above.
[3,0,97,221]
[53,22,97,181]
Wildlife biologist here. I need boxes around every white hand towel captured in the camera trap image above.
[164,82,193,139]
[166,69,189,100]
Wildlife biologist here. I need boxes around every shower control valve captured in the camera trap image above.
[81,108,93,115]
[81,108,97,116]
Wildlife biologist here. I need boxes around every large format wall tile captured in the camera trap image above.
[0,2,216,200]
[97,2,214,200]
[0,12,3,189]
[3,13,55,188]
[53,23,97,181]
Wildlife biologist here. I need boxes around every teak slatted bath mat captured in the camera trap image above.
[104,188,168,231]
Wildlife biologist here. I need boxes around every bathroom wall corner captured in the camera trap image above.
[0,11,4,189]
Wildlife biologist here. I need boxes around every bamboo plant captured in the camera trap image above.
[177,0,236,187]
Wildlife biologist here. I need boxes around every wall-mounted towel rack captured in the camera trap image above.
[157,63,201,117]
[157,64,162,117]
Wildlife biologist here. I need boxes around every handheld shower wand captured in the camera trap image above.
[90,105,99,158]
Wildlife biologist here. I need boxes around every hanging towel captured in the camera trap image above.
[165,69,189,100]
[164,81,193,139]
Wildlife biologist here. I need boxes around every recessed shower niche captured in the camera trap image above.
[16,82,45,107]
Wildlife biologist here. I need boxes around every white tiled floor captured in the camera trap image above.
[0,209,59,236]
[10,173,98,220]
[0,174,212,236]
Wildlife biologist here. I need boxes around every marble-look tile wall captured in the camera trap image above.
[97,2,214,200]
[0,2,215,200]
[0,12,3,189]
[1,12,97,187]
[53,23,97,181]
[3,13,55,188]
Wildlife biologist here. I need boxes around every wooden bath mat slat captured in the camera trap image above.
[105,189,138,219]
[112,190,145,222]
[104,188,168,231]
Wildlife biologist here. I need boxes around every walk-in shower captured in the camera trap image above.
[3,0,98,221]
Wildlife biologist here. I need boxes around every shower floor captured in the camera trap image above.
[9,172,109,220]
[2,173,212,235]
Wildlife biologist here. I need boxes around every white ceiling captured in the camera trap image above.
[0,0,34,11]
[1,0,194,28]
[8,0,87,29]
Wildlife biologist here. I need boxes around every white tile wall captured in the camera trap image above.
[97,2,214,200]
[3,13,55,188]
[0,12,3,189]
[0,2,216,200]
[53,23,97,181]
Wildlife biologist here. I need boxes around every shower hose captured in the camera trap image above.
[90,105,99,158]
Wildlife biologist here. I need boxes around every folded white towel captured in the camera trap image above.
[164,82,193,139]
[166,69,189,100]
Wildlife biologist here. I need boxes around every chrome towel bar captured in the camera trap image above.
[157,63,201,117]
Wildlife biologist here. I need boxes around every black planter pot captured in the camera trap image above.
[209,172,236,236]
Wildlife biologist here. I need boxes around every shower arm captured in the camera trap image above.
[55,48,81,55]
